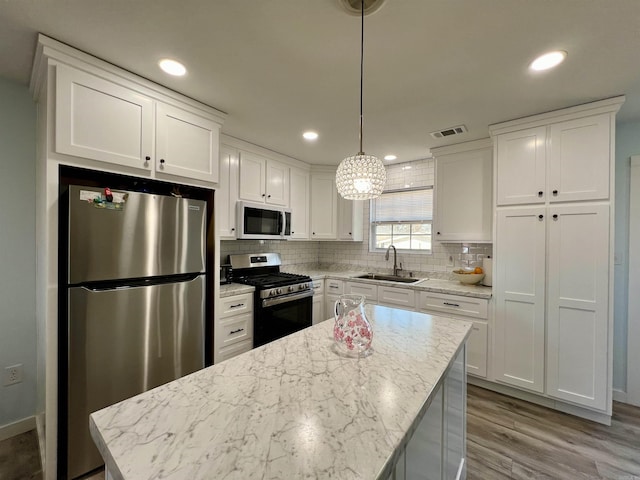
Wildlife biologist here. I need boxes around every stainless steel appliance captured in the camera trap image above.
[62,183,209,479]
[236,201,291,240]
[229,253,312,346]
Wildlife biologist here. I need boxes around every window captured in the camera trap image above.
[370,187,433,252]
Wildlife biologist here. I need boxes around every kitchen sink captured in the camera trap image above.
[354,273,422,284]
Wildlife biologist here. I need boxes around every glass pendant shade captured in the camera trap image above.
[336,153,387,200]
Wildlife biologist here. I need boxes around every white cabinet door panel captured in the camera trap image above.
[434,146,492,242]
[546,204,609,409]
[345,281,378,301]
[548,115,610,202]
[310,174,338,239]
[494,208,546,393]
[289,167,310,239]
[218,146,239,239]
[265,160,289,206]
[467,322,488,378]
[155,103,219,182]
[56,64,153,170]
[239,152,267,203]
[496,127,546,205]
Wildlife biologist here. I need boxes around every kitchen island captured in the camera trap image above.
[90,305,471,480]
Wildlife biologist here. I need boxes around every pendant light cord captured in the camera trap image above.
[358,0,365,155]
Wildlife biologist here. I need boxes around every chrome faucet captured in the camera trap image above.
[385,244,402,276]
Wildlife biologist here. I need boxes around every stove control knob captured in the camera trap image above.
[288,286,295,293]
[276,288,283,295]
[270,290,276,297]
[300,283,308,290]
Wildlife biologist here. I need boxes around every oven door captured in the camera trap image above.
[255,290,313,347]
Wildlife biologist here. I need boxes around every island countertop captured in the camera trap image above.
[90,305,472,480]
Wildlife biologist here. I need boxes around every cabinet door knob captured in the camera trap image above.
[267,194,271,198]
[552,214,558,219]
[553,190,558,195]
[538,191,543,197]
[538,214,544,220]
[231,228,235,231]
[312,232,315,235]
[145,156,151,161]
[436,232,441,235]
[160,158,165,164]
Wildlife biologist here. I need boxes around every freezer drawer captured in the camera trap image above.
[68,185,207,283]
[66,275,205,479]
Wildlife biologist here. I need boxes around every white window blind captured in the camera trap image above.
[371,188,433,223]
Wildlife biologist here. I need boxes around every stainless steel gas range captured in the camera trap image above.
[229,253,313,347]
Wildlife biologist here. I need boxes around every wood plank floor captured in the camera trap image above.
[467,384,640,480]
[2,386,639,479]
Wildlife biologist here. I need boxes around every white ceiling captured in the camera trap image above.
[1,0,639,166]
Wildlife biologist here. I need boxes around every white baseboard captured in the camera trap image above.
[612,388,628,404]
[0,416,36,442]
[36,413,46,474]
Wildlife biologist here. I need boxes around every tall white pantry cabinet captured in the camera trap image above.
[489,97,624,416]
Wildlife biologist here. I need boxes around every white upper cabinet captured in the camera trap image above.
[432,139,493,242]
[218,145,240,239]
[338,197,364,241]
[289,167,310,239]
[547,114,611,203]
[56,64,154,171]
[155,103,220,183]
[55,63,223,184]
[239,151,289,206]
[495,127,546,206]
[310,172,338,240]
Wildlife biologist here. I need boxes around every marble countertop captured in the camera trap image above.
[285,268,492,299]
[219,282,255,297]
[89,305,472,480]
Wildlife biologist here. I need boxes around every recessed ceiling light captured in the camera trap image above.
[529,51,567,71]
[384,155,397,161]
[159,59,187,76]
[303,131,318,141]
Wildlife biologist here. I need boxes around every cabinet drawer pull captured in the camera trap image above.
[229,303,245,309]
[329,285,339,289]
[230,328,244,335]
[538,191,543,197]
[443,302,460,307]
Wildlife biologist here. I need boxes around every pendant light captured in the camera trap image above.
[336,0,386,200]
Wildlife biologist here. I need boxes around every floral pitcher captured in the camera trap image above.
[333,294,373,357]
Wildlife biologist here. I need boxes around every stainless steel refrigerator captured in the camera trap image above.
[63,184,208,479]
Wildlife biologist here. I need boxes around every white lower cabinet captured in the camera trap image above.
[378,285,415,310]
[418,292,488,379]
[215,292,254,363]
[494,204,611,409]
[399,347,466,480]
[546,204,610,410]
[345,281,378,302]
[312,280,325,324]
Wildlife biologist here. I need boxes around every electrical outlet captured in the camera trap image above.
[4,364,23,386]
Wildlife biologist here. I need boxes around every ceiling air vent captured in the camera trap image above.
[430,125,468,139]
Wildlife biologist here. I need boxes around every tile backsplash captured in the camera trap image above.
[220,158,492,278]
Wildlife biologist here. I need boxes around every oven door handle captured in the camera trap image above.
[262,289,313,308]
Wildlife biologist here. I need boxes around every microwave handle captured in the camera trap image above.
[278,211,284,235]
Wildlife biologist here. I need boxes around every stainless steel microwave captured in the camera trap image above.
[236,201,291,240]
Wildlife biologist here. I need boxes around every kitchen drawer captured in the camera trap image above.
[219,312,253,348]
[346,281,378,301]
[217,339,253,363]
[326,279,344,295]
[418,292,488,320]
[312,279,324,296]
[220,292,253,319]
[467,321,488,378]
[378,286,415,309]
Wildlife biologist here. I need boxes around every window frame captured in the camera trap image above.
[369,186,434,254]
